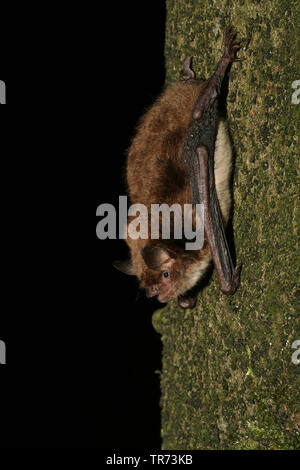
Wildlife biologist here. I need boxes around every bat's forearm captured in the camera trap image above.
[195,146,241,294]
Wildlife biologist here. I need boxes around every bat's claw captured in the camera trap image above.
[220,263,242,295]
[223,26,243,63]
[178,294,197,309]
[180,56,195,81]
[223,25,236,46]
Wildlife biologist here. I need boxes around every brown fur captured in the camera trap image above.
[122,80,232,304]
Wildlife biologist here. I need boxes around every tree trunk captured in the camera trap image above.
[152,0,300,450]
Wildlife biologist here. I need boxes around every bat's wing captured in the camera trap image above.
[195,145,241,294]
[182,26,242,294]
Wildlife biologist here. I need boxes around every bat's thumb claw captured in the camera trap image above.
[221,263,242,295]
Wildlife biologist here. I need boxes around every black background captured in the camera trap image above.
[0,3,166,450]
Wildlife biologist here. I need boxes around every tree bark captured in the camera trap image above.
[152,0,300,450]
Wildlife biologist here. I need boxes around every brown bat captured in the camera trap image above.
[114,26,242,309]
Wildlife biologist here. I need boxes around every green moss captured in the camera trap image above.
[153,0,300,450]
[234,419,300,450]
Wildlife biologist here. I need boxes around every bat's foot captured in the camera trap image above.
[223,26,243,62]
[178,294,197,309]
[220,263,242,295]
[180,56,195,81]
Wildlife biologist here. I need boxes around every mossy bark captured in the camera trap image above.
[152,0,300,450]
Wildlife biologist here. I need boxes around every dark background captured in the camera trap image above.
[0,3,166,450]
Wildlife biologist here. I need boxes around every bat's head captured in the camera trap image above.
[114,244,177,303]
[139,245,177,303]
[114,242,207,305]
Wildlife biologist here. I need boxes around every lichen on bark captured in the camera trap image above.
[152,0,300,450]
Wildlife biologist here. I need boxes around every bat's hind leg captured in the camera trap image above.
[192,27,242,120]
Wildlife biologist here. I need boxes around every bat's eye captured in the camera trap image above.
[163,271,170,278]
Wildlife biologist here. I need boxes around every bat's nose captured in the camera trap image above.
[146,285,159,298]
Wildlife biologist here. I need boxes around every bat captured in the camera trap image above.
[114,26,242,309]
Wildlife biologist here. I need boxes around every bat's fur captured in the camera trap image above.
[123,80,232,302]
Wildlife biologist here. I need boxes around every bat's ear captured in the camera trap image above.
[113,259,135,275]
[141,245,176,271]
